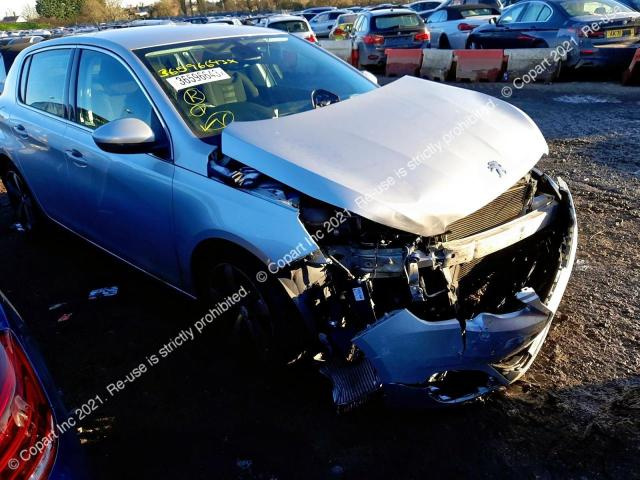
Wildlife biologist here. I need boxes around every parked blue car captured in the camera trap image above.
[0,291,87,478]
[467,0,640,70]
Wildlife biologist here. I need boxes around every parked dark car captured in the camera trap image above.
[0,291,87,478]
[468,0,640,69]
[352,8,431,68]
[0,43,31,93]
[617,0,640,9]
[407,0,446,12]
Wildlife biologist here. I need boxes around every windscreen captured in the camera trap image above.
[269,20,310,32]
[373,13,423,30]
[559,0,633,16]
[460,7,498,16]
[136,35,375,138]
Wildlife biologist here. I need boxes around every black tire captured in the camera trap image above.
[533,40,548,48]
[468,39,481,49]
[195,249,308,365]
[439,35,451,49]
[0,165,41,233]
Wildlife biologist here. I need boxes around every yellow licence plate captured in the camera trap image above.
[605,29,632,39]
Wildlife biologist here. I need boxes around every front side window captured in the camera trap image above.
[136,35,376,139]
[24,49,71,118]
[75,49,155,129]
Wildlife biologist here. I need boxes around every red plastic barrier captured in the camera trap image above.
[453,50,506,82]
[385,49,423,77]
[622,48,640,85]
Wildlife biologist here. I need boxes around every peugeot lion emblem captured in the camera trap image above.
[487,161,507,178]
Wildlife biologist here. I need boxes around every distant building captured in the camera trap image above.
[1,15,27,23]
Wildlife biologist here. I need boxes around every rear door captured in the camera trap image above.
[63,47,179,283]
[515,2,557,45]
[7,47,74,224]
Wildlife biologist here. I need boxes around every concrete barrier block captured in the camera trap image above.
[504,48,563,83]
[453,50,506,82]
[319,39,353,63]
[622,48,640,85]
[419,49,454,81]
[385,49,423,77]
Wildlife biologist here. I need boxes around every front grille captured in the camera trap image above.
[445,178,531,241]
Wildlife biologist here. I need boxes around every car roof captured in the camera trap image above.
[447,3,499,8]
[34,24,277,51]
[369,7,417,15]
[267,15,308,22]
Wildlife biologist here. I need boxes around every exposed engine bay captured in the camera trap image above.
[209,152,578,409]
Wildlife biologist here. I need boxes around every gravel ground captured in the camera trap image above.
[0,81,638,479]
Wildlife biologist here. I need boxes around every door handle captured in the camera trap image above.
[12,124,28,138]
[65,149,88,168]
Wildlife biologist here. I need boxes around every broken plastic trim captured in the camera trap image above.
[348,177,578,406]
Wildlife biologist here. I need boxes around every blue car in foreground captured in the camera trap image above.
[0,291,86,479]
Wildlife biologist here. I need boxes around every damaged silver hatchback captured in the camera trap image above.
[0,25,577,408]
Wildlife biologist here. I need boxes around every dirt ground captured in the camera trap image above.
[0,81,638,479]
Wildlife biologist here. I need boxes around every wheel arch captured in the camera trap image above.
[189,236,270,297]
[0,152,16,177]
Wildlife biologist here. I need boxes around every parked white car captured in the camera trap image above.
[263,15,318,42]
[309,9,353,37]
[424,4,500,48]
[207,17,244,26]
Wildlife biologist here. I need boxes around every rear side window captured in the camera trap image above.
[270,20,310,32]
[373,14,423,29]
[520,3,552,21]
[461,7,498,16]
[24,49,71,118]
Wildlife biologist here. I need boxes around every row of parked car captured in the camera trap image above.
[307,0,640,71]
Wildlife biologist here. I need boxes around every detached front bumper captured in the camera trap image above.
[349,179,578,406]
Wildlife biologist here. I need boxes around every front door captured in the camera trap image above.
[64,48,179,284]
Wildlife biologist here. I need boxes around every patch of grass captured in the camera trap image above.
[0,22,51,31]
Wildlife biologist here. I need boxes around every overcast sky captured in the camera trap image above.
[3,0,154,17]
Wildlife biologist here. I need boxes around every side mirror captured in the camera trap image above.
[361,70,378,85]
[92,117,158,154]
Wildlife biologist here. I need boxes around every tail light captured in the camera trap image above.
[414,31,431,41]
[363,34,385,45]
[333,28,345,36]
[585,30,605,38]
[306,34,317,43]
[0,331,57,479]
[458,23,477,31]
[573,26,605,38]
